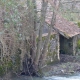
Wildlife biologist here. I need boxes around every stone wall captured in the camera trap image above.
[73,36,77,55]
[45,33,60,65]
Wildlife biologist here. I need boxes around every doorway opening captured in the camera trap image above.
[59,34,73,55]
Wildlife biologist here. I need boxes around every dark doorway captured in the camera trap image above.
[59,34,73,55]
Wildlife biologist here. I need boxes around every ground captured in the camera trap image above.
[43,54,80,76]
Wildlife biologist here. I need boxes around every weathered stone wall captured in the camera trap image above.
[73,36,77,55]
[69,34,80,55]
[44,33,60,65]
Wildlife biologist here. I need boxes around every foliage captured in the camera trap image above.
[0,49,21,77]
[0,65,5,76]
[0,60,13,77]
[13,49,21,73]
[42,36,46,41]
[7,61,13,70]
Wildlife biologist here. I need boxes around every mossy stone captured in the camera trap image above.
[50,35,55,40]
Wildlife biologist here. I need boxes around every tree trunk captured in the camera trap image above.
[21,0,44,76]
[35,0,48,65]
[41,0,61,65]
[32,0,37,62]
[21,0,60,77]
[41,25,52,65]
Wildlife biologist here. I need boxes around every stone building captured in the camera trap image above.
[46,14,80,57]
[55,15,80,56]
[41,14,80,64]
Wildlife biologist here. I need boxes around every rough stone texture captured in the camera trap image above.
[43,33,60,65]
[75,34,80,55]
[73,36,77,55]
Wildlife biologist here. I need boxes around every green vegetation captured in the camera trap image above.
[0,49,21,77]
[36,36,46,42]
[7,61,13,70]
[0,60,13,77]
[48,43,50,51]
[42,36,46,41]
[50,35,55,40]
[47,52,53,56]
[47,60,54,65]
[77,39,80,49]
[0,65,5,76]
[78,22,80,28]
[13,49,21,73]
[64,32,69,38]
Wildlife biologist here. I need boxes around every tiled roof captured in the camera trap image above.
[46,13,80,38]
[55,15,80,38]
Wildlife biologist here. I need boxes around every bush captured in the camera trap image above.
[0,66,5,76]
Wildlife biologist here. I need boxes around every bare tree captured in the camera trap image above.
[22,0,61,76]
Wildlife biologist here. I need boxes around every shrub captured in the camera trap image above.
[0,66,5,76]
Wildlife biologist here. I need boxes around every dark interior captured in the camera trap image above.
[59,34,73,54]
